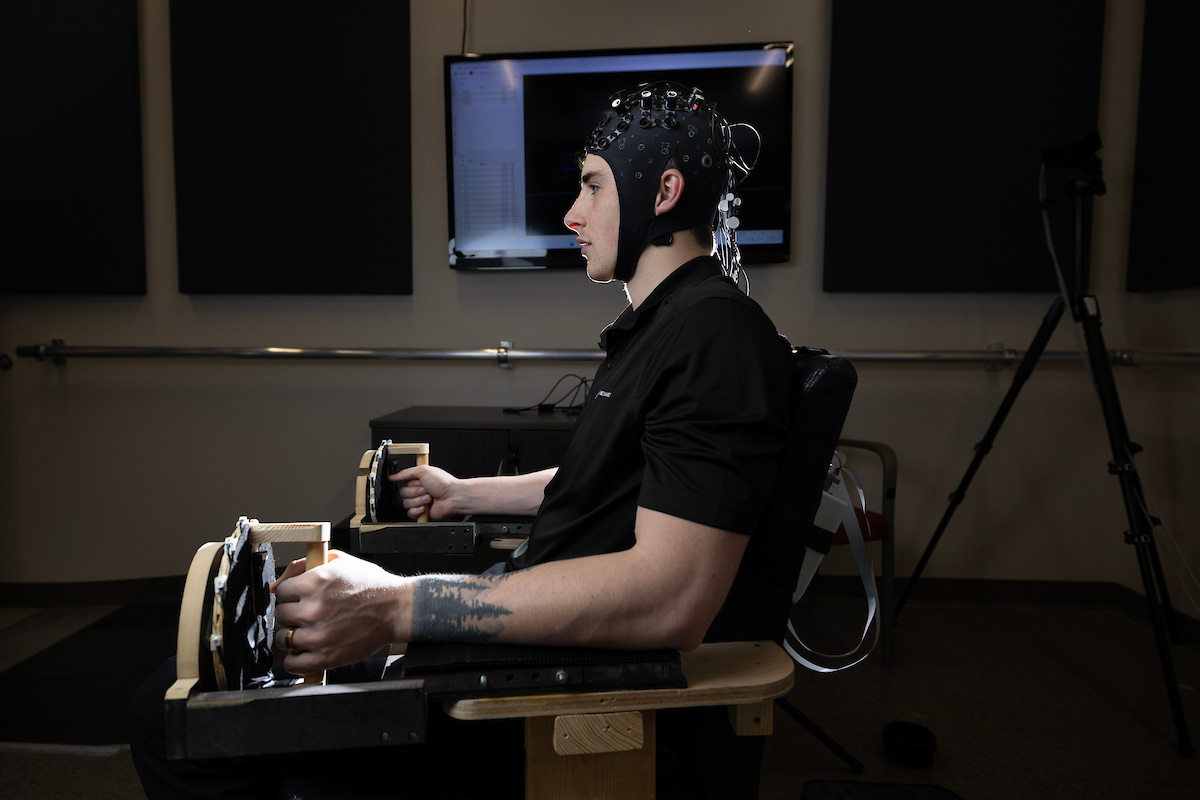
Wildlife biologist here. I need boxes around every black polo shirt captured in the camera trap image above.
[513,257,793,602]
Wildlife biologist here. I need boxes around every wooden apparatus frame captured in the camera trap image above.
[168,519,331,704]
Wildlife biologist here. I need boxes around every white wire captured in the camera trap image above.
[725,122,762,182]
[715,121,761,294]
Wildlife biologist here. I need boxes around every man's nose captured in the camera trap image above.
[563,192,586,231]
[563,207,581,232]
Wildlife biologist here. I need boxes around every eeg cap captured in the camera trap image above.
[583,81,751,283]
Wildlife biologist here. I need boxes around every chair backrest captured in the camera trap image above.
[705,346,857,643]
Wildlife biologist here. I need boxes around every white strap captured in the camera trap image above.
[791,546,825,605]
[791,487,845,603]
[784,465,880,673]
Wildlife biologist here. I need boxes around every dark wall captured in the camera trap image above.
[1,0,146,295]
[823,0,1105,293]
[170,1,412,295]
[1126,0,1199,292]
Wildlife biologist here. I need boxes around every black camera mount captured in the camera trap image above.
[897,132,1192,756]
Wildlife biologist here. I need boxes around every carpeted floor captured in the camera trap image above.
[760,598,1200,800]
[0,602,178,746]
[0,592,1197,799]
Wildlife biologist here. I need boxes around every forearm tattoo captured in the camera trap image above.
[411,574,513,642]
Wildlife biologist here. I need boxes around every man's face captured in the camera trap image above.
[564,154,620,283]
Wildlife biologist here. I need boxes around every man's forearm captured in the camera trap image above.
[394,510,748,652]
[398,563,654,649]
[398,557,701,651]
[456,468,556,517]
[274,508,747,672]
[408,572,515,642]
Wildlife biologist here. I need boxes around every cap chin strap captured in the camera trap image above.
[612,198,655,282]
[609,171,718,282]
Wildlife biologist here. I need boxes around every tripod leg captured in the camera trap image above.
[1126,470,1184,644]
[897,297,1067,617]
[1147,533,1183,645]
[775,697,865,773]
[1130,535,1194,755]
[1076,294,1192,755]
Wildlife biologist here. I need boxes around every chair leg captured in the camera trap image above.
[525,712,657,799]
[881,533,895,668]
[775,697,865,773]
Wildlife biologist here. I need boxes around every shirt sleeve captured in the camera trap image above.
[636,297,792,534]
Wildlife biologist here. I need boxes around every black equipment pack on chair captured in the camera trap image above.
[707,346,858,644]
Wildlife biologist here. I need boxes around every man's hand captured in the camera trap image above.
[271,551,406,674]
[390,465,556,519]
[391,464,462,520]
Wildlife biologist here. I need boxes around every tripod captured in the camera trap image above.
[895,134,1193,756]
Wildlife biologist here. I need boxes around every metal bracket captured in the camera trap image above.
[358,523,479,554]
[1124,530,1152,545]
[985,342,1015,372]
[497,340,513,369]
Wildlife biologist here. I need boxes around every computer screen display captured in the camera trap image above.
[444,43,793,270]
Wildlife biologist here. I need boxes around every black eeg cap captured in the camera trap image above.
[583,82,732,282]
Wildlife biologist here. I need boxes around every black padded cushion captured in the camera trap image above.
[705,346,857,643]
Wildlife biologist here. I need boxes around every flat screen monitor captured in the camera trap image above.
[444,43,793,270]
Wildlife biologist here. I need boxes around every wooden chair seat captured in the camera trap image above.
[444,640,794,800]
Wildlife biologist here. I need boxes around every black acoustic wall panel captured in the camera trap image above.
[170,1,412,294]
[1126,0,1199,292]
[823,1,1105,293]
[0,0,146,295]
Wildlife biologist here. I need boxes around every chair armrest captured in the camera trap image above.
[442,641,794,721]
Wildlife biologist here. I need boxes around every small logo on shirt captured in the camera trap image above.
[597,390,613,398]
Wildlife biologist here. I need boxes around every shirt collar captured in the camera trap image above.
[598,256,725,352]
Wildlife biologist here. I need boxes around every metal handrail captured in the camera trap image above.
[11,342,1200,368]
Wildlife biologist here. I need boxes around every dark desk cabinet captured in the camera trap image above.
[369,406,577,478]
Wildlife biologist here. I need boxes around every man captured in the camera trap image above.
[135,81,794,799]
[273,81,789,667]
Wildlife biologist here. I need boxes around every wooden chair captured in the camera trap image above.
[444,641,794,800]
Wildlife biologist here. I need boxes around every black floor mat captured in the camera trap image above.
[0,602,179,745]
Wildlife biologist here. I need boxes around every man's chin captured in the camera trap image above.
[586,262,617,284]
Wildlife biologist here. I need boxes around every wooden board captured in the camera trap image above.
[526,712,656,800]
[445,640,794,721]
[167,542,223,701]
[553,711,644,756]
[247,521,330,544]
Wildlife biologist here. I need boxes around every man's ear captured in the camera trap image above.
[654,169,685,216]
